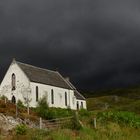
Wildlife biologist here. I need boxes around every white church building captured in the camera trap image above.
[0,59,86,110]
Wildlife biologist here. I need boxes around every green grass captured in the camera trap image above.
[87,95,140,114]
[8,125,140,140]
[84,86,140,114]
[2,110,140,140]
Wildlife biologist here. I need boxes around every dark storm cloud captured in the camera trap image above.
[1,0,140,91]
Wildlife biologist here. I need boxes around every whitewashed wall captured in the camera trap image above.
[76,99,87,110]
[30,82,77,110]
[0,61,30,105]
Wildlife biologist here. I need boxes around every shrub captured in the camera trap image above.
[36,97,72,119]
[78,109,90,117]
[97,111,140,128]
[36,97,53,119]
[17,100,24,108]
[15,124,27,135]
[69,112,82,130]
[0,95,8,101]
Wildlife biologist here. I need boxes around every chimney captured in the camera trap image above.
[12,58,16,63]
[65,77,70,82]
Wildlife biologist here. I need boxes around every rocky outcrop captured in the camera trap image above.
[0,113,39,135]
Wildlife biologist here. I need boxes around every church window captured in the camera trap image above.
[36,86,39,101]
[12,96,16,104]
[65,92,67,106]
[51,89,54,104]
[12,73,16,90]
[81,102,83,109]
[77,101,79,110]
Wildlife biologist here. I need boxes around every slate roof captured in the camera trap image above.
[16,61,73,90]
[65,79,85,100]
[14,60,86,100]
[74,90,85,100]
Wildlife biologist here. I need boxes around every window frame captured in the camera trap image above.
[12,73,16,90]
[51,89,54,104]
[77,101,79,110]
[81,102,83,109]
[65,92,67,106]
[36,86,39,102]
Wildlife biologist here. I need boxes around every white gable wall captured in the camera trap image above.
[0,62,30,104]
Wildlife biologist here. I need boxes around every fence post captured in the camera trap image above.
[94,117,97,129]
[39,117,42,129]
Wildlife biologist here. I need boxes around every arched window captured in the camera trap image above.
[81,102,83,109]
[51,89,54,104]
[12,96,16,104]
[77,101,79,110]
[65,92,67,106]
[12,73,16,90]
[36,86,39,102]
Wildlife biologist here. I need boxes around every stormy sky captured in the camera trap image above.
[1,0,140,91]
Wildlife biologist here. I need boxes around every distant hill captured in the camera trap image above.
[83,86,140,99]
[85,86,140,114]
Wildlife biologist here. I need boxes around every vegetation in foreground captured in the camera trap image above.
[3,125,140,140]
[0,87,140,140]
[2,109,140,140]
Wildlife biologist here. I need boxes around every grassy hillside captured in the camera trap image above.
[83,86,140,98]
[87,95,140,113]
[5,125,140,140]
[4,110,140,140]
[85,86,140,114]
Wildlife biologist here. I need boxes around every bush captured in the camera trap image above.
[36,97,53,119]
[36,97,73,119]
[68,112,82,130]
[17,100,24,108]
[79,109,90,117]
[15,124,27,135]
[0,95,8,101]
[97,111,140,128]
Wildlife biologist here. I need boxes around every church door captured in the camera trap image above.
[77,101,79,110]
[12,96,16,104]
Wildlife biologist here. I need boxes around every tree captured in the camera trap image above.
[16,82,32,115]
[0,85,11,103]
[21,86,32,115]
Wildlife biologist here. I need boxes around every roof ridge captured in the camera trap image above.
[55,71,74,89]
[14,60,73,90]
[75,90,85,100]
[66,80,76,90]
[16,61,58,74]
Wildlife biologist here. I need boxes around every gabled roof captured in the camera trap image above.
[12,59,86,100]
[15,61,73,90]
[65,79,85,100]
[74,90,85,100]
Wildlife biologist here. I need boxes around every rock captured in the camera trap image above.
[112,95,119,103]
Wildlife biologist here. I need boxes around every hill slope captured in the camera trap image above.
[85,86,140,113]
